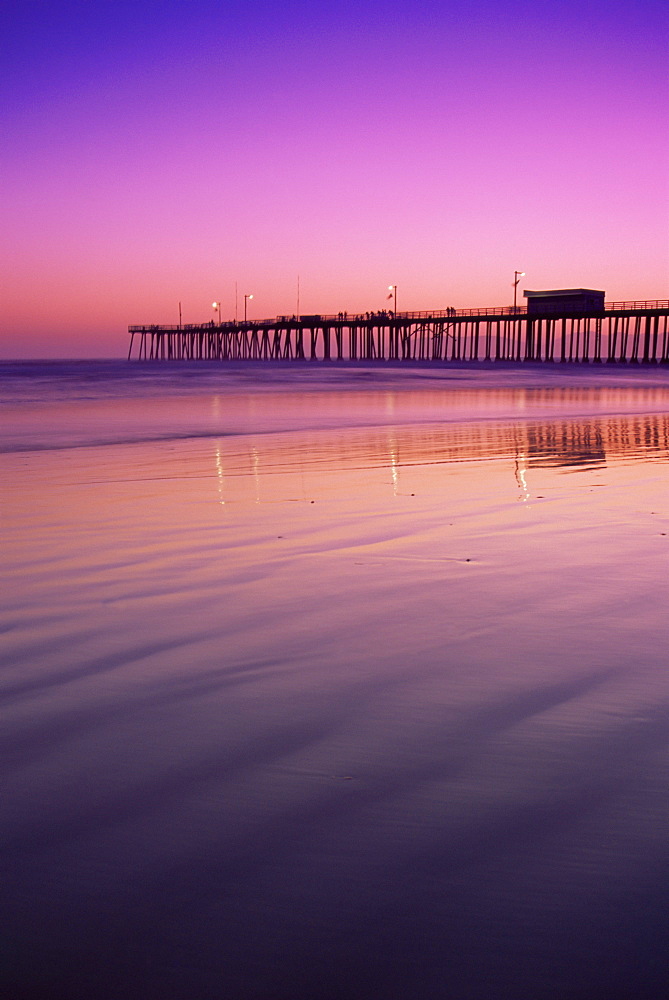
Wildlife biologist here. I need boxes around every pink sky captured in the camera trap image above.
[2,0,667,358]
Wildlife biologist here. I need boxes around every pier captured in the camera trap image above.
[128,299,669,365]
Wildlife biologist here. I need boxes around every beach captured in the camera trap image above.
[2,360,669,999]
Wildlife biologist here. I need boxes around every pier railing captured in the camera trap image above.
[131,300,669,332]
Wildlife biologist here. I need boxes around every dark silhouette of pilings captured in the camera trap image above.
[128,306,669,365]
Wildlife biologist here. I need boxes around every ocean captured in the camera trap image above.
[3,358,669,999]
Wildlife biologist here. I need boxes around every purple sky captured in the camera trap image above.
[2,0,667,357]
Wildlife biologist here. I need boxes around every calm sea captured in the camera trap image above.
[3,359,669,999]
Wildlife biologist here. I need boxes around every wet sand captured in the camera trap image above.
[2,362,669,998]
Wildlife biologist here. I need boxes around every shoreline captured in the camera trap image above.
[3,356,669,384]
[3,359,669,454]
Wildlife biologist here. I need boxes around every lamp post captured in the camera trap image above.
[212,301,221,325]
[388,284,397,315]
[244,293,253,323]
[513,272,525,313]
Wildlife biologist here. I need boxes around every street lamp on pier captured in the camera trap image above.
[244,294,253,323]
[212,301,221,325]
[388,284,397,315]
[513,272,525,313]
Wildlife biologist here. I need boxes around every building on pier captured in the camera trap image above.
[525,288,605,314]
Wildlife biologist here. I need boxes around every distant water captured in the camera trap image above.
[3,359,669,999]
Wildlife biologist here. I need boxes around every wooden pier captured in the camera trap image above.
[128,300,669,365]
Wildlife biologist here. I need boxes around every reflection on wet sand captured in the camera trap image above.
[213,410,669,495]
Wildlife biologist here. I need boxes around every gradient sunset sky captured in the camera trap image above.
[2,0,667,358]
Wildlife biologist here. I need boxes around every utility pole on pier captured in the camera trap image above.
[513,271,525,313]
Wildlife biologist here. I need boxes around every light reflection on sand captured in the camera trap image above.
[208,410,669,485]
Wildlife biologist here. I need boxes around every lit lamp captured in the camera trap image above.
[513,272,525,313]
[212,301,221,324]
[388,284,397,314]
[244,293,253,322]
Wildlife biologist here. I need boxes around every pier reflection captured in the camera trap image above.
[211,410,669,502]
